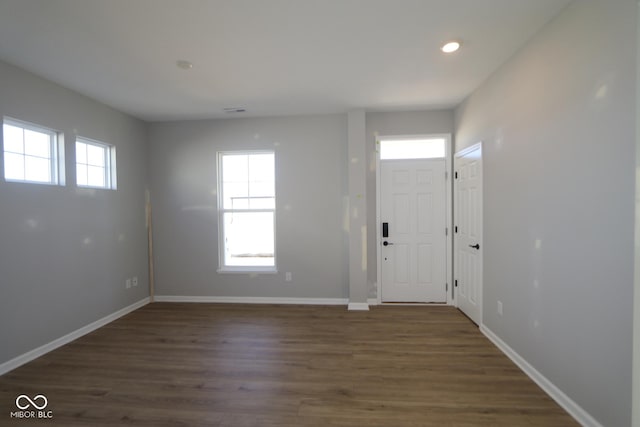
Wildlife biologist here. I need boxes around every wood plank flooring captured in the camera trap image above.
[0,303,578,426]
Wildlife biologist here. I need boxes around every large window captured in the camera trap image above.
[218,151,276,271]
[76,137,116,189]
[3,118,61,185]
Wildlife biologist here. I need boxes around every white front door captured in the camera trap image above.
[380,159,447,302]
[454,143,483,325]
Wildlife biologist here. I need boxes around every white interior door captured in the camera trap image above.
[454,143,483,324]
[380,159,447,302]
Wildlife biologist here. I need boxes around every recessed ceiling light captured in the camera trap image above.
[176,60,193,70]
[441,41,461,54]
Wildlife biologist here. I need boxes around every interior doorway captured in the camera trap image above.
[454,142,483,324]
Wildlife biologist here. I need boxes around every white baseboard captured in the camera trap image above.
[347,302,370,311]
[0,297,150,376]
[154,295,349,305]
[480,325,602,427]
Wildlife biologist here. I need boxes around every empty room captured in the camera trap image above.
[0,1,638,426]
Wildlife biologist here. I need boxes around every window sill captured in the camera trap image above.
[4,178,61,186]
[217,267,278,275]
[77,185,117,191]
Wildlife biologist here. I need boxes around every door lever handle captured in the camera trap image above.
[469,244,480,250]
[383,241,394,246]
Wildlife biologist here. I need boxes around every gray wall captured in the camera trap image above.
[635,3,640,424]
[347,111,368,305]
[148,115,348,299]
[455,1,636,426]
[0,61,149,364]
[365,110,454,297]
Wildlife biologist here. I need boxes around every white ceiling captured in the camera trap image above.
[0,0,571,122]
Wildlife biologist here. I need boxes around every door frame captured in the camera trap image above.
[453,141,483,324]
[375,134,453,305]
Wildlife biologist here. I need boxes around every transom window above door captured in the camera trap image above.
[379,137,446,160]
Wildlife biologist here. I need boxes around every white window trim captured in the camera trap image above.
[2,117,62,186]
[217,150,277,273]
[75,136,117,190]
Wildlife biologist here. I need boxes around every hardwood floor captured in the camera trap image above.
[0,303,578,426]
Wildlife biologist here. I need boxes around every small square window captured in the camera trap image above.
[3,118,61,185]
[76,138,116,189]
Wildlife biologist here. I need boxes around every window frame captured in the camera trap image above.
[75,136,117,190]
[217,150,277,273]
[2,117,62,185]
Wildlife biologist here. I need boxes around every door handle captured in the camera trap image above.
[383,241,394,246]
[469,244,480,250]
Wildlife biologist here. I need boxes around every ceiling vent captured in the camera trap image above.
[223,107,246,114]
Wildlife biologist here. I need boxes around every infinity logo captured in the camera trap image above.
[15,394,48,410]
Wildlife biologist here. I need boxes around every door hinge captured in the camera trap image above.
[455,171,458,179]
[445,171,448,180]
[446,283,448,292]
[455,279,458,288]
[445,227,448,236]
[455,226,458,233]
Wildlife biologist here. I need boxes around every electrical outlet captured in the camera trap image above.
[132,276,138,287]
[126,278,132,289]
[285,272,292,282]
[497,300,503,316]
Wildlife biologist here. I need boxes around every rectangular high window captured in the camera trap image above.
[218,151,276,271]
[379,137,446,160]
[3,118,61,185]
[76,137,116,189]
